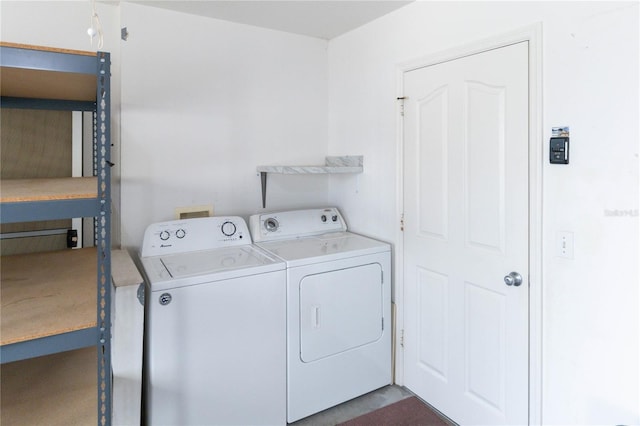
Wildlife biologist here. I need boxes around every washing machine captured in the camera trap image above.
[140,216,286,426]
[249,207,392,423]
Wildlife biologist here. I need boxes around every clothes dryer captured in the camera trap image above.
[249,208,392,423]
[140,216,286,426]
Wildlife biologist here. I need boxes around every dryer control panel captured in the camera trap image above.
[141,216,250,257]
[250,208,347,242]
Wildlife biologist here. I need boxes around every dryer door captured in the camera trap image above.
[299,263,383,362]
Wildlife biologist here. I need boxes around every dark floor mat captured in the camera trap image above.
[338,396,449,426]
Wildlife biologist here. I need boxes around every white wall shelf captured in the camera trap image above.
[257,155,363,208]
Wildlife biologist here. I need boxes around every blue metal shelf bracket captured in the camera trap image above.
[0,45,97,74]
[1,327,98,364]
[0,96,96,111]
[0,199,100,224]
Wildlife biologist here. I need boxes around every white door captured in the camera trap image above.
[403,42,529,425]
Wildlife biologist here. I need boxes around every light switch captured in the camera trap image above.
[556,231,574,259]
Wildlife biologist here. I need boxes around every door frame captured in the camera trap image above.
[394,23,543,424]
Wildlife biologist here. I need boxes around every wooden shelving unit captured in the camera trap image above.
[0,42,112,425]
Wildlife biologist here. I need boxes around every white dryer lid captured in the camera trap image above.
[256,232,389,268]
[142,245,284,291]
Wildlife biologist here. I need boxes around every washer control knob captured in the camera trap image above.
[321,215,327,222]
[264,218,279,232]
[221,221,237,237]
[159,230,170,241]
[175,229,186,239]
[332,215,338,222]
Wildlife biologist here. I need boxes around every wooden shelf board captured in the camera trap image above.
[0,42,97,101]
[0,42,96,57]
[1,346,96,426]
[0,177,97,203]
[1,248,97,346]
[1,66,97,101]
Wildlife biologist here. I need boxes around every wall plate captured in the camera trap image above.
[174,205,214,220]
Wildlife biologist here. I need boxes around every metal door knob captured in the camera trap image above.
[504,272,523,287]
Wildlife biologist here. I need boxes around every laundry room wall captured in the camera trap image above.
[327,2,639,425]
[119,3,329,250]
[4,2,637,423]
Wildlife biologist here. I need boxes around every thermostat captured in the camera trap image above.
[550,137,569,164]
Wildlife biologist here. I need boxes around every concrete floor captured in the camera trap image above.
[289,385,415,426]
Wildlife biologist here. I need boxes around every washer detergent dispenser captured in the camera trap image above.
[250,207,392,423]
[140,216,286,426]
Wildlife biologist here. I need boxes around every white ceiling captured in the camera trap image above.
[125,1,414,40]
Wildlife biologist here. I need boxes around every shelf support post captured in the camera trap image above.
[96,50,112,426]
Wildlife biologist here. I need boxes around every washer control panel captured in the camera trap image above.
[141,216,250,257]
[249,207,347,242]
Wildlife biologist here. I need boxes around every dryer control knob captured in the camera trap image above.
[159,230,170,241]
[264,218,279,232]
[332,215,338,222]
[321,215,327,222]
[176,229,186,239]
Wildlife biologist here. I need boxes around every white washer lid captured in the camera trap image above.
[256,232,390,268]
[142,245,284,291]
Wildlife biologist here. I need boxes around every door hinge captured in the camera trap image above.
[382,317,384,331]
[400,329,405,348]
[400,213,405,232]
[397,96,406,117]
